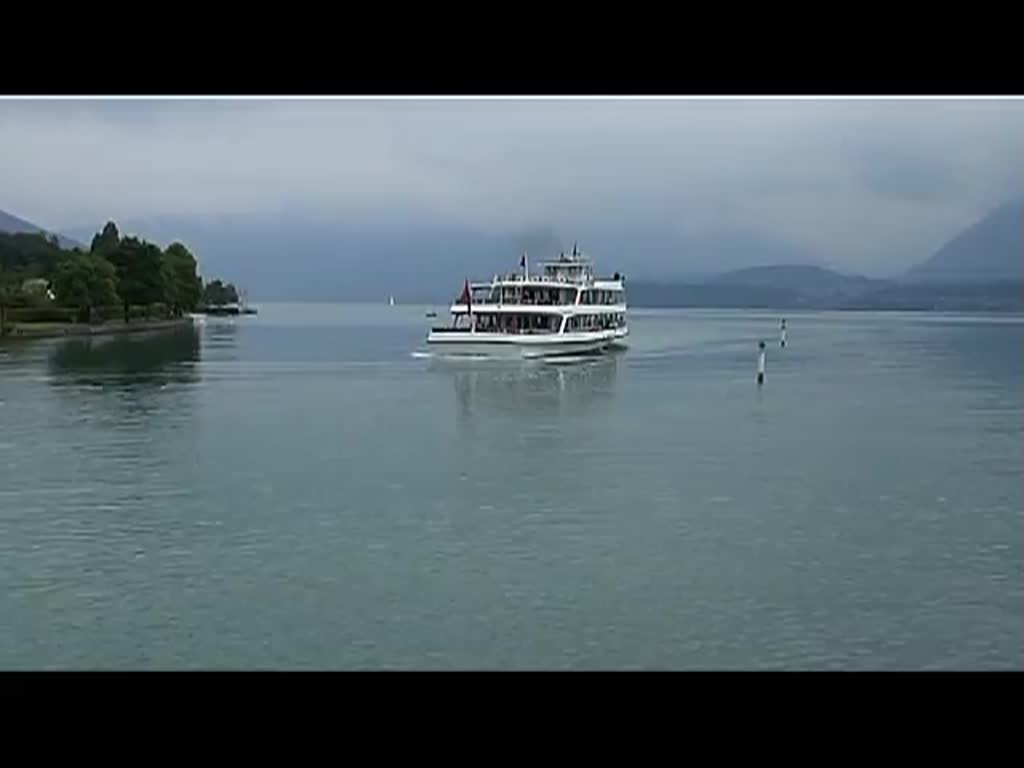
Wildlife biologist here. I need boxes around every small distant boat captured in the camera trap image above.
[200,303,258,316]
[425,311,438,318]
[200,304,242,316]
[389,295,395,306]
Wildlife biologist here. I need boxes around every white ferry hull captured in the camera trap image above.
[427,330,615,359]
[426,245,628,359]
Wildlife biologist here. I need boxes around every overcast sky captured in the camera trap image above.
[1,98,1021,275]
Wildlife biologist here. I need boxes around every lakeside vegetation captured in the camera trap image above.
[0,222,242,336]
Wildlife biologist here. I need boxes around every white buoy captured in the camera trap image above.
[757,340,766,385]
[780,318,787,348]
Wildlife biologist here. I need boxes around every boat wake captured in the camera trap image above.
[413,350,502,363]
[432,354,495,362]
[541,355,601,366]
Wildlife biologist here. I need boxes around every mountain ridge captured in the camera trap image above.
[0,209,84,250]
[5,201,1021,311]
[907,200,1022,282]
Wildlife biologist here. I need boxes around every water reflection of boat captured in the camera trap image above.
[434,352,620,418]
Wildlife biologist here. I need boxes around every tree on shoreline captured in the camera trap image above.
[90,221,121,257]
[52,251,119,324]
[0,267,22,335]
[162,242,202,315]
[105,236,168,323]
[1,221,242,326]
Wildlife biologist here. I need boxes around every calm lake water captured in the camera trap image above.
[1,304,1021,670]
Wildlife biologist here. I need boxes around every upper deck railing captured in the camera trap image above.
[454,297,627,308]
[452,246,625,306]
[487,273,624,287]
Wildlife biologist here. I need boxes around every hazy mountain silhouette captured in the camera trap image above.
[63,213,825,302]
[0,208,83,250]
[630,262,1022,311]
[907,200,1022,282]
[708,265,885,298]
[629,264,881,307]
[50,201,1022,311]
[629,203,1023,311]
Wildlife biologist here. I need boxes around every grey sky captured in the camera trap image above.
[1,98,1021,275]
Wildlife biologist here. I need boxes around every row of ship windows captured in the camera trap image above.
[467,313,626,334]
[473,315,560,333]
[470,289,625,306]
[579,290,625,305]
[567,314,627,331]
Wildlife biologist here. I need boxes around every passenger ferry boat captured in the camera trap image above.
[426,245,628,358]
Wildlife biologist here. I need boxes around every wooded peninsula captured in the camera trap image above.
[0,221,242,337]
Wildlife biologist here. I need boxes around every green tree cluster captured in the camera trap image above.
[52,252,119,324]
[201,279,239,307]
[0,220,236,334]
[0,268,20,334]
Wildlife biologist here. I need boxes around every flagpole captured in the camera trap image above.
[461,278,473,332]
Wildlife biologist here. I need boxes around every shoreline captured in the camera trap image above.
[0,316,194,343]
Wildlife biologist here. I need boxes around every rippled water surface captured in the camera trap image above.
[1,304,1021,669]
